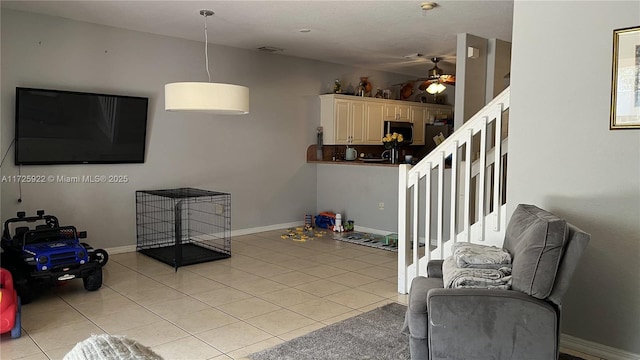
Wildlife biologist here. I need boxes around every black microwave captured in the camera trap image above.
[384,121,413,145]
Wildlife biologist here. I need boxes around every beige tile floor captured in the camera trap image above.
[0,230,407,360]
[0,229,600,360]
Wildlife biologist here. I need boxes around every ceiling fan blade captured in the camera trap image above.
[418,80,435,91]
[392,80,415,87]
[440,75,456,85]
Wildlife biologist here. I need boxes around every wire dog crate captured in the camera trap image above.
[135,188,231,270]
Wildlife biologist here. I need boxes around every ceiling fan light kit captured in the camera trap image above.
[414,57,455,95]
[164,9,250,115]
[426,82,446,95]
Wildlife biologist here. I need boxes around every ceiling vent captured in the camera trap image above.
[257,46,284,53]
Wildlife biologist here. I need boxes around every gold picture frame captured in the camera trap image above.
[611,25,640,129]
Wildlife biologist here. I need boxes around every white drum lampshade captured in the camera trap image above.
[165,82,249,115]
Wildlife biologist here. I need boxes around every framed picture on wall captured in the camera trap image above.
[611,25,640,129]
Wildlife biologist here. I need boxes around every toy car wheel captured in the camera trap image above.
[83,268,102,291]
[14,276,33,305]
[91,249,109,267]
[11,296,22,339]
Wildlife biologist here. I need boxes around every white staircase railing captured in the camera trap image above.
[397,87,511,294]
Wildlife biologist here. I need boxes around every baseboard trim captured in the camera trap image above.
[354,226,393,236]
[105,223,304,255]
[231,222,304,237]
[560,334,640,360]
[105,245,137,255]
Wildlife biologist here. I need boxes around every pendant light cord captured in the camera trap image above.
[204,14,211,83]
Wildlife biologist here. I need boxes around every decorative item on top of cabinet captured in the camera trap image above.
[400,82,414,100]
[356,77,372,97]
[333,79,342,94]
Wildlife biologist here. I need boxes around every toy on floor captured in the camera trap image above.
[314,212,354,233]
[304,214,314,229]
[1,210,109,304]
[315,212,336,229]
[281,216,326,242]
[0,267,21,338]
[281,227,327,242]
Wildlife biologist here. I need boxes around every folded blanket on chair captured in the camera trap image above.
[453,242,512,269]
[443,256,512,289]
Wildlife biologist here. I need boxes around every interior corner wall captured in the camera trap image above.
[485,39,511,104]
[0,9,411,249]
[509,1,640,354]
[454,33,487,129]
[316,164,398,233]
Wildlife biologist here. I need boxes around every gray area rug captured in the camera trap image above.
[250,302,585,360]
[333,232,398,252]
[249,302,409,360]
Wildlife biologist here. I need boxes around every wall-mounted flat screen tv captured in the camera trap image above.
[15,87,149,165]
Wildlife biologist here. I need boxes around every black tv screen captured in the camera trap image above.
[15,87,149,165]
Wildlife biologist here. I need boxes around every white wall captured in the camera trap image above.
[509,1,640,354]
[454,33,488,128]
[0,10,411,249]
[485,39,511,104]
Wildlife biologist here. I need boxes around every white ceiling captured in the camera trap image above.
[1,0,514,78]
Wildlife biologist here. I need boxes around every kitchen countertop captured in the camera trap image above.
[307,159,411,167]
[306,145,415,167]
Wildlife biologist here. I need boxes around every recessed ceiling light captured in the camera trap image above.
[299,29,311,33]
[420,2,438,11]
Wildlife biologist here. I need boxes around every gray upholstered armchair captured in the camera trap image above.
[404,204,590,360]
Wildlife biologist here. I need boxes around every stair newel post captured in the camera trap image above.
[397,164,411,294]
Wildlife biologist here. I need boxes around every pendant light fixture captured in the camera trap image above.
[165,10,249,114]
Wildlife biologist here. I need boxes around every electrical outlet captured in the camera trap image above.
[378,202,384,210]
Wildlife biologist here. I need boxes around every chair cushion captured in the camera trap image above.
[503,204,568,299]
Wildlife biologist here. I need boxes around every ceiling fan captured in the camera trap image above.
[390,55,455,100]
[416,57,456,94]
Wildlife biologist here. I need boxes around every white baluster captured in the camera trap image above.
[437,151,445,258]
[478,117,488,242]
[464,130,472,242]
[450,141,458,246]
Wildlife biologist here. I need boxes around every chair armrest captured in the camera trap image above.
[426,260,444,278]
[427,288,559,359]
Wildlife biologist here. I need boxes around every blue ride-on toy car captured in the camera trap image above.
[0,210,108,304]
